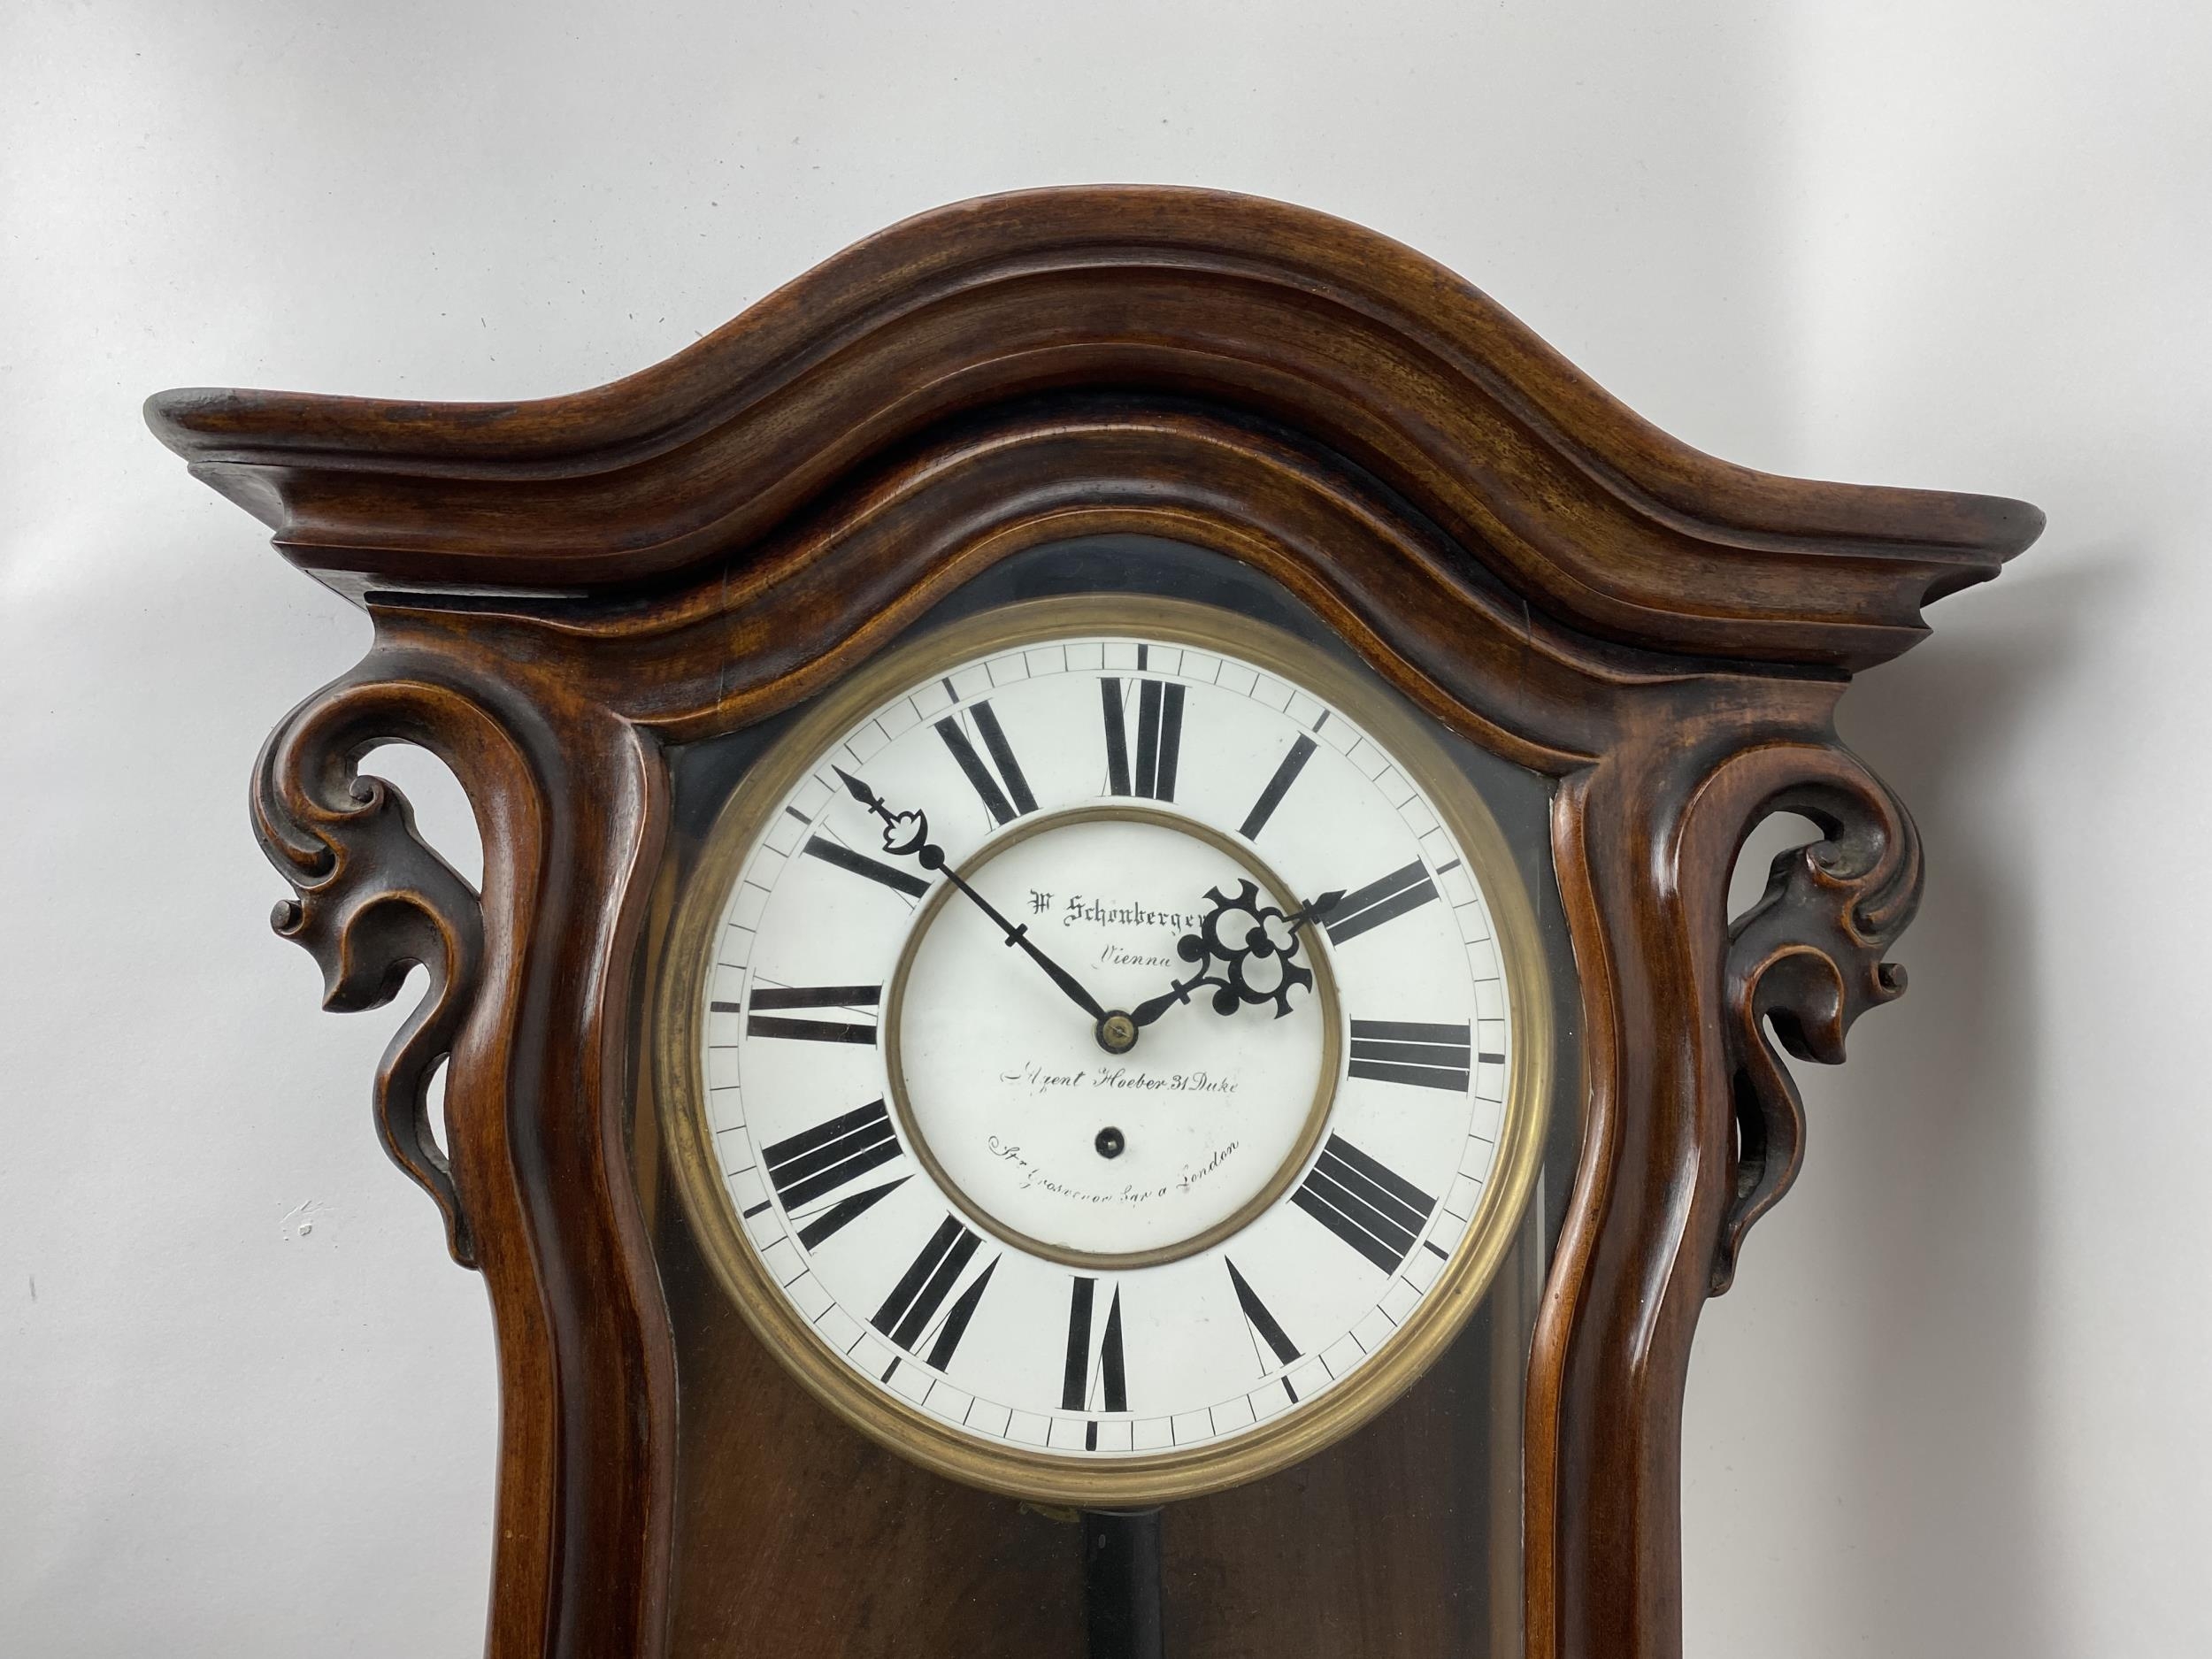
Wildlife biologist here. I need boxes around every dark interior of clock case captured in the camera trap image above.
[628,537,1586,1657]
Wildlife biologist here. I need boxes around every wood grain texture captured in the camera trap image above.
[145,186,2038,670]
[650,1191,1084,1657]
[1715,755,1921,1294]
[157,186,2041,1658]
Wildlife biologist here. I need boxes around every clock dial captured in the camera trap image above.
[670,596,1547,1497]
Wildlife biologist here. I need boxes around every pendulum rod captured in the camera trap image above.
[1081,1508,1164,1659]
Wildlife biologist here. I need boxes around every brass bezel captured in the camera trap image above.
[655,593,1554,1507]
[882,803,1343,1271]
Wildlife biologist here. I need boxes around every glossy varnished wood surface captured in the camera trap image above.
[655,1210,1085,1655]
[157,187,2042,1658]
[1164,1291,1520,1656]
[147,188,2037,670]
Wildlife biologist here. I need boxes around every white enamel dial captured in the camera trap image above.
[695,611,1522,1463]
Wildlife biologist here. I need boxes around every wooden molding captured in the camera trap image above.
[147,186,2038,669]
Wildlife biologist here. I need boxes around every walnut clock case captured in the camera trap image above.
[147,188,2040,1659]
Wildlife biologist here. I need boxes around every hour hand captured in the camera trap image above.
[1130,969,1236,1029]
[1140,881,1341,1025]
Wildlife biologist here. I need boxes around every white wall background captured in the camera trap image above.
[4,3,2205,1654]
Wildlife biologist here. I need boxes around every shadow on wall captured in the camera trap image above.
[1708,562,2106,1659]
[1832,566,2106,1655]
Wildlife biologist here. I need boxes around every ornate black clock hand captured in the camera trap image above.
[1131,881,1343,1028]
[833,768,1111,1027]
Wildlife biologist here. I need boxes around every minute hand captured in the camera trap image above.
[940,864,1108,1022]
[832,766,1108,1024]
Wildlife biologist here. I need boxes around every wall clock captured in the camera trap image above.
[657,585,1555,1502]
[148,187,2039,1658]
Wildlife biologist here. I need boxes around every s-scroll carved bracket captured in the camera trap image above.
[253,680,488,1268]
[1716,765,1923,1294]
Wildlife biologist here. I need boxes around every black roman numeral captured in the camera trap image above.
[745,984,881,1045]
[1322,858,1440,944]
[795,1177,908,1250]
[1061,1279,1094,1410]
[1101,677,1184,800]
[761,1098,902,1211]
[1238,733,1317,840]
[1348,1019,1472,1092]
[1061,1277,1127,1412]
[1225,1258,1300,1369]
[934,700,1037,826]
[873,1216,987,1353]
[922,1257,997,1371]
[1293,1134,1438,1274]
[803,833,929,899]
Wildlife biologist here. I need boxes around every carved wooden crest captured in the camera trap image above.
[149,187,2039,1659]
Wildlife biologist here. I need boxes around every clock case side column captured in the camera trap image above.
[1526,680,1925,1659]
[250,632,680,1659]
